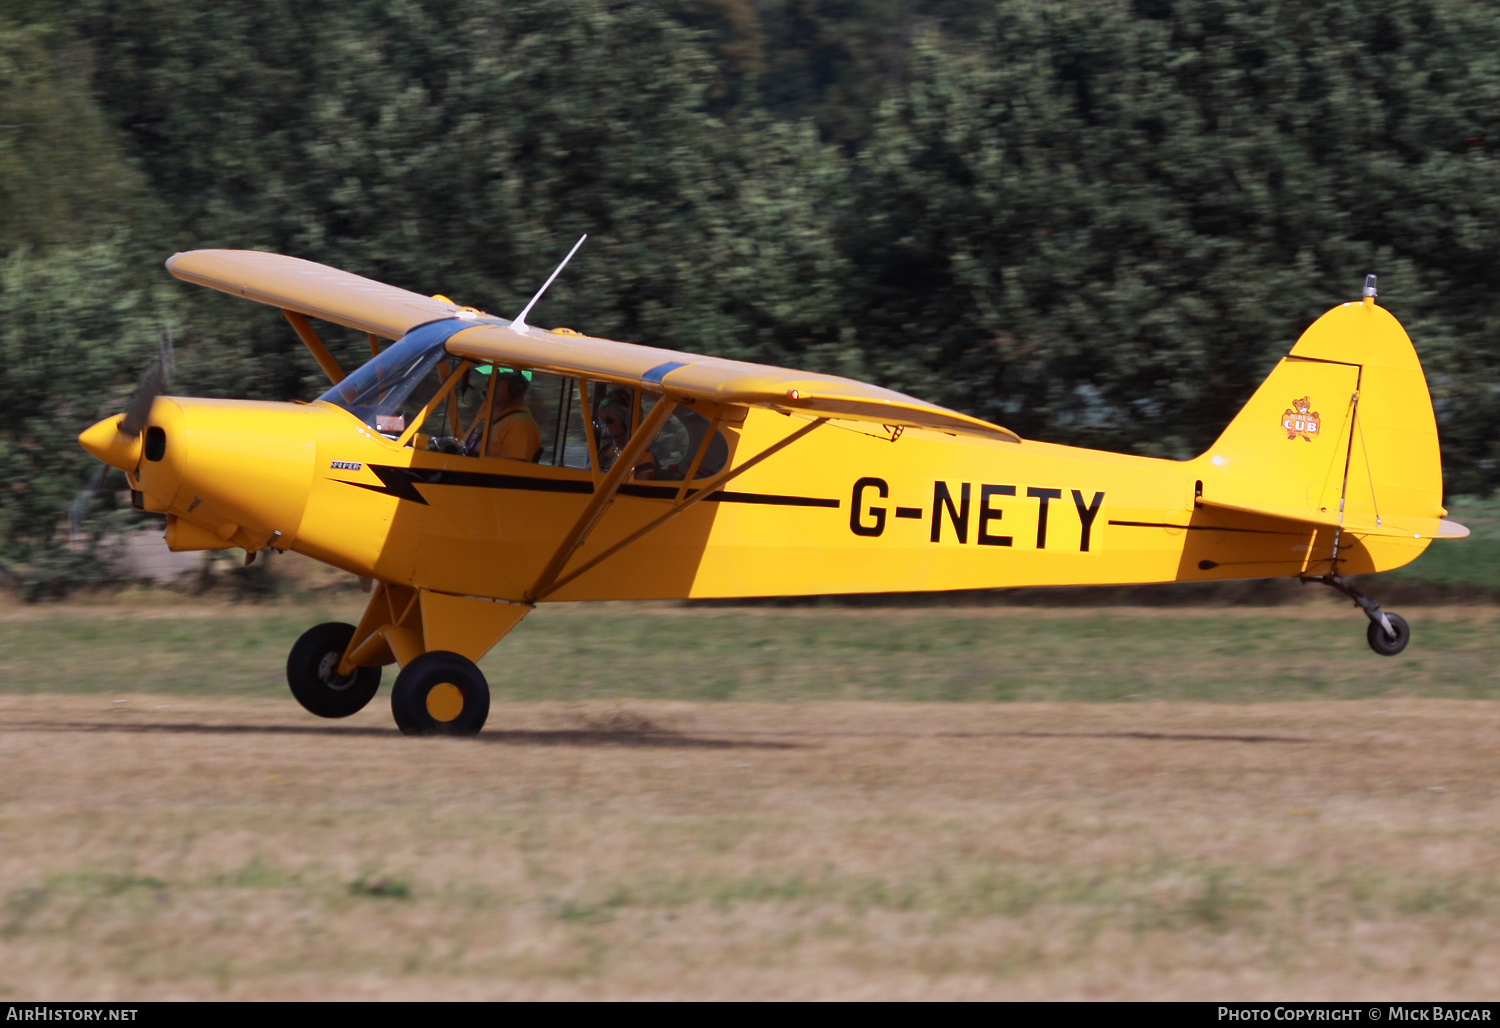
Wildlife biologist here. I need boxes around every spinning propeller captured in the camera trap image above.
[70,327,175,538]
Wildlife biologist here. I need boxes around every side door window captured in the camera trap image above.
[405,368,729,478]
[591,383,636,473]
[467,370,593,468]
[585,384,732,480]
[523,372,591,469]
[635,394,729,480]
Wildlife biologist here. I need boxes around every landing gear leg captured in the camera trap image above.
[1305,575,1411,656]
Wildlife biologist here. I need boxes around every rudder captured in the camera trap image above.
[1194,294,1445,562]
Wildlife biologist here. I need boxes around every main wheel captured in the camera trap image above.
[390,651,490,737]
[1366,612,1411,656]
[287,622,382,717]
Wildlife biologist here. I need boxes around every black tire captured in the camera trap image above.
[390,651,490,737]
[1367,612,1411,656]
[286,622,382,718]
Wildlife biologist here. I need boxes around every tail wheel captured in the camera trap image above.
[287,622,382,718]
[391,651,490,737]
[1367,612,1411,657]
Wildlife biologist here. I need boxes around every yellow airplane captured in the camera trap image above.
[78,248,1467,735]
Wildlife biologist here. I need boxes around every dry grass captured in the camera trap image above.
[1,693,1498,999]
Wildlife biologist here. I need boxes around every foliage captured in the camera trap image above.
[0,242,164,593]
[2,0,1499,591]
[0,17,147,248]
[851,0,1500,476]
[70,0,855,391]
[0,14,166,591]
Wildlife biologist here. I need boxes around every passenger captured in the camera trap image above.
[595,390,633,471]
[484,369,542,461]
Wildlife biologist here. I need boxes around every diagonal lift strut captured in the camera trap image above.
[531,415,829,602]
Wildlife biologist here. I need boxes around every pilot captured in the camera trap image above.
[484,368,542,462]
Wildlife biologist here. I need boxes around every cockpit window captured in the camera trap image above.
[319,326,451,435]
[593,385,636,473]
[638,394,727,480]
[525,373,591,468]
[320,322,731,477]
[589,386,729,480]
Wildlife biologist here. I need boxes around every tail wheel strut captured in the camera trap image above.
[1305,575,1411,656]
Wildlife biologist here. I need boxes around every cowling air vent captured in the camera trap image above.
[144,426,167,462]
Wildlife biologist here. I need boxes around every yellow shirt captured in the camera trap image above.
[488,405,541,461]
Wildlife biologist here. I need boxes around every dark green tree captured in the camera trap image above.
[0,11,166,591]
[6,0,1499,598]
[72,0,853,394]
[852,0,1500,494]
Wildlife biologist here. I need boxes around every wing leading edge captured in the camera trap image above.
[166,248,1021,444]
[166,249,465,340]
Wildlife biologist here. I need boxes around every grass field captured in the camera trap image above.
[1382,495,1500,590]
[3,595,1500,703]
[2,599,1499,999]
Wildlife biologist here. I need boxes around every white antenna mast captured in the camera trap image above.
[510,234,587,332]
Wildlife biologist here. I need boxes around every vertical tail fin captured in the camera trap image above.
[1194,289,1447,561]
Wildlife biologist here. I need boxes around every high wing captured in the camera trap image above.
[167,249,460,340]
[166,248,1021,444]
[441,323,1019,441]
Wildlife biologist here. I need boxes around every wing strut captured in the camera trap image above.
[283,310,345,384]
[533,416,830,601]
[526,396,680,601]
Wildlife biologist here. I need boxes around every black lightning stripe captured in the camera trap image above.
[617,483,837,506]
[618,483,683,500]
[337,465,837,508]
[332,465,594,505]
[710,491,839,507]
[615,486,840,510]
[1107,520,1303,535]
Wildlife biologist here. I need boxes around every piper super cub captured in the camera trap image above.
[78,246,1468,735]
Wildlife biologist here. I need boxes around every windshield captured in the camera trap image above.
[319,320,471,434]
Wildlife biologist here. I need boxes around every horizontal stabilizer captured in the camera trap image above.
[1199,497,1463,541]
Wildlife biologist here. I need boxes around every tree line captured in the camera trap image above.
[2,0,1497,592]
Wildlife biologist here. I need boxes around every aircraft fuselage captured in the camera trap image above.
[126,396,1423,603]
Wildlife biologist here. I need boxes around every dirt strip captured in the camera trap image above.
[0,696,1497,999]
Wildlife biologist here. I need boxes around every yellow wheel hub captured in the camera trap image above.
[425,682,464,722]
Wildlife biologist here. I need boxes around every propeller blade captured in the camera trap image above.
[68,464,109,540]
[118,327,174,439]
[160,325,175,383]
[118,363,163,439]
